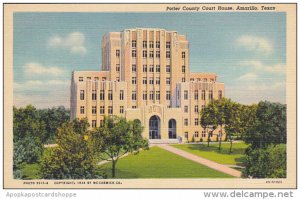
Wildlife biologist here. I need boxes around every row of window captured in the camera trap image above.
[124,64,186,73]
[80,89,222,101]
[78,77,106,82]
[132,41,171,49]
[184,131,221,139]
[184,105,205,114]
[116,49,185,59]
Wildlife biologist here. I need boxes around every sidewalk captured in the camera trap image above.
[158,144,241,177]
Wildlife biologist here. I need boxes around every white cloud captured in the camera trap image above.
[239,60,286,74]
[236,35,273,55]
[48,32,87,55]
[24,62,65,76]
[238,73,257,81]
[14,80,70,108]
[14,80,69,92]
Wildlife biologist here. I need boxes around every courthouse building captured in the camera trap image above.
[70,28,225,143]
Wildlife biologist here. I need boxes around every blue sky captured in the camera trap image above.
[13,12,286,108]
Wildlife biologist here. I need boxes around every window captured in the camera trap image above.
[201,90,206,100]
[184,90,188,100]
[184,106,188,113]
[80,106,85,114]
[194,105,199,113]
[92,120,97,128]
[80,90,84,100]
[92,90,97,100]
[156,51,160,58]
[166,77,171,85]
[79,77,83,81]
[194,131,199,138]
[166,51,171,58]
[132,50,136,58]
[120,90,124,100]
[202,105,205,110]
[143,41,147,48]
[143,50,147,58]
[166,91,171,100]
[166,42,171,49]
[132,106,137,109]
[202,130,206,137]
[94,77,99,81]
[100,119,104,127]
[184,132,188,139]
[143,65,147,72]
[194,90,198,100]
[117,78,120,81]
[132,77,137,84]
[102,77,106,81]
[149,51,154,58]
[143,77,147,84]
[120,106,124,114]
[156,91,160,100]
[132,91,136,100]
[195,118,199,126]
[87,77,91,80]
[100,90,105,100]
[149,65,154,72]
[182,65,186,73]
[204,78,207,82]
[132,64,136,72]
[108,106,113,114]
[156,77,160,85]
[197,78,201,82]
[132,40,136,48]
[209,90,213,100]
[190,78,194,82]
[150,91,154,100]
[166,65,171,73]
[156,41,160,48]
[116,64,120,72]
[100,106,104,114]
[149,41,154,48]
[92,106,97,114]
[184,119,188,126]
[182,52,186,58]
[149,77,154,84]
[156,65,160,72]
[218,90,222,99]
[182,78,186,82]
[116,50,120,57]
[143,91,147,100]
[210,78,215,82]
[108,90,113,100]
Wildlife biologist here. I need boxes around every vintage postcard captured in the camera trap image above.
[3,3,296,188]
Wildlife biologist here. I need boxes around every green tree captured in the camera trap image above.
[90,116,148,178]
[39,106,70,143]
[243,145,286,178]
[243,101,286,149]
[40,119,100,179]
[200,103,218,147]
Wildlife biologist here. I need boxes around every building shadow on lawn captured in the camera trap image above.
[186,143,246,155]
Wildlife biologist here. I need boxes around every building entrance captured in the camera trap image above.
[149,115,161,139]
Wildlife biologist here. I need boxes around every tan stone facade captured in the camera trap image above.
[70,28,225,143]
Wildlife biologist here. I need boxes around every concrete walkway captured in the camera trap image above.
[158,144,241,178]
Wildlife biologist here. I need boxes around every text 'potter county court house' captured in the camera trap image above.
[70,28,225,144]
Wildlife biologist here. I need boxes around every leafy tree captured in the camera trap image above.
[243,101,286,149]
[243,144,286,178]
[90,116,148,178]
[39,106,70,143]
[13,105,46,142]
[200,103,218,147]
[40,119,100,179]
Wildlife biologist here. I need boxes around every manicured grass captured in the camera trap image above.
[98,146,234,178]
[171,142,248,165]
[20,163,41,180]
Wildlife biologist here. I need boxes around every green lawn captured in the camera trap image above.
[98,146,234,178]
[171,142,248,165]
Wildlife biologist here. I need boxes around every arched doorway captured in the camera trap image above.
[168,119,176,139]
[149,115,161,139]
